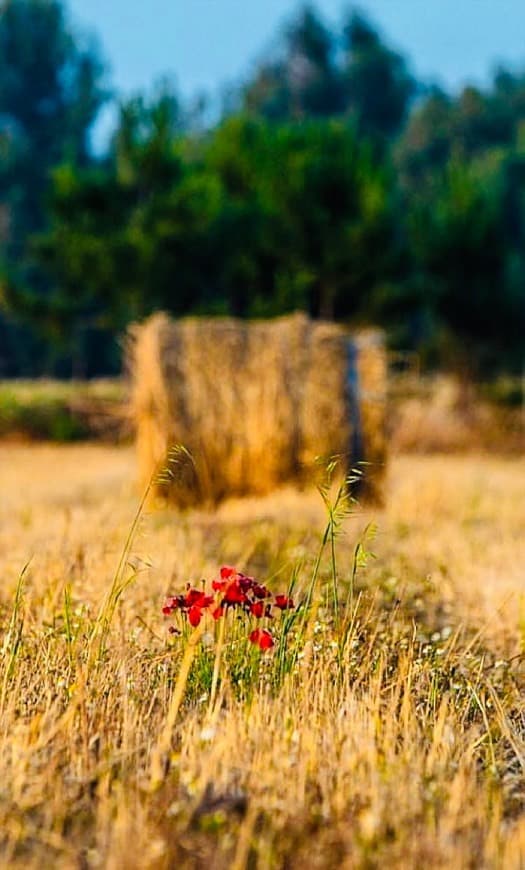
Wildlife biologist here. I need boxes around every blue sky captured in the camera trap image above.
[68,0,525,143]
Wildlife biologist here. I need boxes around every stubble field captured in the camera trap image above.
[0,444,524,868]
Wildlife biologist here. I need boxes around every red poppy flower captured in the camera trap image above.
[186,589,201,605]
[164,567,282,651]
[253,584,271,599]
[185,589,208,607]
[162,594,185,614]
[249,628,275,651]
[213,566,237,592]
[250,601,264,618]
[188,605,203,627]
[238,575,255,592]
[223,583,247,605]
[274,594,294,610]
[220,566,236,580]
[259,629,274,650]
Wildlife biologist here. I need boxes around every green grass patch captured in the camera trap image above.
[0,378,126,441]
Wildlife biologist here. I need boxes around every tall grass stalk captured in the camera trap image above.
[0,562,29,713]
[209,607,226,711]
[149,620,206,790]
[88,445,194,662]
[63,583,74,670]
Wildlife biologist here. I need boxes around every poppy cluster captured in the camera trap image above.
[162,565,294,651]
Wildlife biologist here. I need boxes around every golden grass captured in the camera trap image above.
[129,313,386,506]
[0,444,524,868]
[391,375,524,455]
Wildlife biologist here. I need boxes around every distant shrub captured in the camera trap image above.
[0,390,88,441]
[481,377,524,408]
[0,379,126,442]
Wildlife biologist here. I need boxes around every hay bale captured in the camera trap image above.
[128,312,387,506]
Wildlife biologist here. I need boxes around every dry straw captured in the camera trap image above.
[128,312,387,506]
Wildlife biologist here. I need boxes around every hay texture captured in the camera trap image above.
[128,312,386,506]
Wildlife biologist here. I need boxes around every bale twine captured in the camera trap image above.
[347,329,388,503]
[128,312,387,506]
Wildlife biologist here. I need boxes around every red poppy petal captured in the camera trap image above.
[185,588,205,606]
[275,595,294,610]
[224,587,247,605]
[188,606,202,627]
[258,630,275,651]
[253,584,271,599]
[220,566,236,579]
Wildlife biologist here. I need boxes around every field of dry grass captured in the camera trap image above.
[0,444,524,868]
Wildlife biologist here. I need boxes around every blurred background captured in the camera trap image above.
[0,0,524,395]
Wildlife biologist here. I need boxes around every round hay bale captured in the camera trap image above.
[127,312,387,506]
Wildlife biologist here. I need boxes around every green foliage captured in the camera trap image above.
[480,376,524,407]
[341,11,416,140]
[0,378,124,440]
[406,157,525,368]
[206,116,401,317]
[0,0,107,242]
[0,0,524,377]
[398,69,525,185]
[0,387,87,440]
[0,0,108,374]
[32,112,400,326]
[242,6,414,139]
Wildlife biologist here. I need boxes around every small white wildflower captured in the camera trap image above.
[199,725,216,742]
[443,724,456,747]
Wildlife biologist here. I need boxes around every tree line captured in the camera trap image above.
[0,1,524,377]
